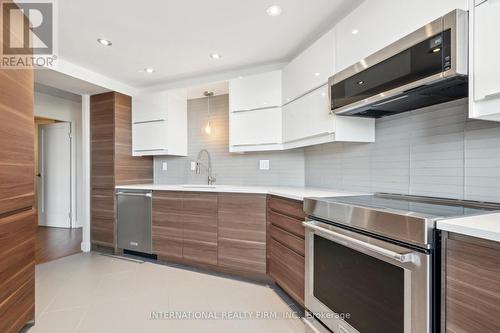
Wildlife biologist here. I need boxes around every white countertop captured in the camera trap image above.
[115,184,363,201]
[438,213,500,243]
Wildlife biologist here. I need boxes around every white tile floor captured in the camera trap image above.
[28,252,306,333]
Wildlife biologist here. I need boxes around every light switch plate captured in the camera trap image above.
[190,161,196,171]
[162,162,168,171]
[259,160,270,170]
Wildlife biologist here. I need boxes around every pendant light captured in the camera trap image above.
[204,91,214,135]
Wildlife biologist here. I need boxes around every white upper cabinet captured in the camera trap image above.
[282,85,374,149]
[230,108,282,150]
[282,85,334,144]
[132,90,187,156]
[229,71,283,152]
[282,28,335,104]
[469,0,500,121]
[335,0,468,73]
[229,71,282,111]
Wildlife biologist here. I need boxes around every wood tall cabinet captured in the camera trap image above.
[441,232,500,333]
[0,1,36,331]
[91,92,153,248]
[267,196,306,306]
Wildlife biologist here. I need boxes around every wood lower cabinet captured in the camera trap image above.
[218,193,267,276]
[268,195,305,306]
[442,232,500,333]
[91,92,153,248]
[152,191,183,260]
[151,191,306,302]
[152,191,218,266]
[183,193,218,266]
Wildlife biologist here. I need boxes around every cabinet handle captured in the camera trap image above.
[484,92,500,100]
[475,0,488,7]
[133,119,166,124]
[232,106,280,113]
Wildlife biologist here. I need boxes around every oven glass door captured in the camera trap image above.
[314,234,404,333]
[304,220,430,333]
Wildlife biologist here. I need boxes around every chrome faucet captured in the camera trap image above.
[195,149,216,185]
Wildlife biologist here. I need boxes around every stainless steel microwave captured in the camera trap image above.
[328,9,468,118]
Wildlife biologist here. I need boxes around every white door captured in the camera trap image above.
[38,122,72,228]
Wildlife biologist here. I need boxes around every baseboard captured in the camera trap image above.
[80,241,91,252]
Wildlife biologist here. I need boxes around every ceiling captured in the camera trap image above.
[34,68,110,95]
[57,0,362,89]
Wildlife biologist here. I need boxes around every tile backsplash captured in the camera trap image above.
[155,95,500,202]
[305,98,500,202]
[154,95,305,186]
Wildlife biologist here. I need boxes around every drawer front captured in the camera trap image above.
[153,191,183,212]
[268,210,305,238]
[444,232,500,332]
[270,225,305,256]
[269,195,305,220]
[153,233,182,260]
[269,239,305,306]
[183,239,217,266]
[218,238,266,275]
[183,213,217,244]
[218,193,266,243]
[183,192,218,214]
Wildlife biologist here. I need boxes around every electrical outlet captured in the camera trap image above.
[190,161,197,171]
[162,162,168,171]
[259,160,270,170]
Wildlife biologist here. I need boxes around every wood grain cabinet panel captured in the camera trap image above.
[182,193,218,266]
[442,232,500,333]
[268,210,305,238]
[218,194,267,275]
[268,195,305,220]
[91,92,153,248]
[0,2,35,331]
[0,60,34,215]
[152,191,183,260]
[269,239,305,307]
[270,225,305,256]
[268,195,305,306]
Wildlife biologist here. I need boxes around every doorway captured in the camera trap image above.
[35,116,82,264]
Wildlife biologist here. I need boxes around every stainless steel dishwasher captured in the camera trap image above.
[116,190,152,254]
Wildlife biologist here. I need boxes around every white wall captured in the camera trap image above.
[34,92,83,227]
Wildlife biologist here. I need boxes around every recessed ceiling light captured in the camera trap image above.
[314,72,321,77]
[351,29,359,35]
[143,67,154,74]
[238,76,244,79]
[210,53,222,60]
[266,5,283,17]
[97,38,112,46]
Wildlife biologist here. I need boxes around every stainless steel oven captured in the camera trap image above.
[303,219,430,333]
[302,193,500,333]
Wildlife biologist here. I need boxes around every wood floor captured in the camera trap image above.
[36,226,83,264]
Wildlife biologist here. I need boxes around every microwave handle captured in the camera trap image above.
[303,222,415,263]
[327,76,334,114]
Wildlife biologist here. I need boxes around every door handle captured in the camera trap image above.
[36,173,41,177]
[303,222,416,263]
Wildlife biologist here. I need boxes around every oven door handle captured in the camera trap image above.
[303,222,416,263]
